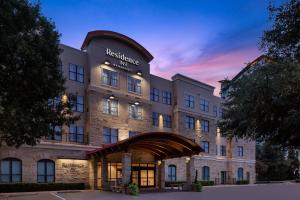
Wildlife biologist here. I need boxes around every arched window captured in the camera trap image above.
[237,167,244,181]
[202,166,210,181]
[0,158,22,183]
[37,159,55,183]
[168,165,176,181]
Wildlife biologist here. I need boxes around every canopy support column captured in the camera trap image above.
[122,152,132,186]
[101,156,109,190]
[186,156,196,185]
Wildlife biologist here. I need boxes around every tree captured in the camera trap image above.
[261,0,300,61]
[0,0,77,147]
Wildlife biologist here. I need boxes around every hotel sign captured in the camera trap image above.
[105,48,140,71]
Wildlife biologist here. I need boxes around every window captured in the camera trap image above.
[168,165,176,181]
[201,120,209,133]
[48,96,61,109]
[48,125,62,141]
[184,95,194,108]
[237,168,244,181]
[150,88,159,102]
[128,76,141,94]
[103,127,118,144]
[216,145,218,155]
[237,146,244,157]
[219,108,224,118]
[69,125,84,144]
[201,141,209,153]
[163,114,172,128]
[129,131,139,138]
[200,99,209,112]
[37,159,55,183]
[103,99,118,115]
[213,106,218,117]
[185,116,195,129]
[162,91,172,105]
[69,63,84,83]
[72,95,84,113]
[129,104,142,120]
[0,158,21,183]
[221,145,226,156]
[102,68,118,87]
[202,166,210,181]
[152,112,159,126]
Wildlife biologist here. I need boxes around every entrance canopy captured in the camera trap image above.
[87,132,202,160]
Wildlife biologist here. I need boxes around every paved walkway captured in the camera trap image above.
[1,183,300,200]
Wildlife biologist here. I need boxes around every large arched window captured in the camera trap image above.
[37,159,55,183]
[237,167,244,181]
[168,165,176,181]
[0,158,22,183]
[202,166,210,181]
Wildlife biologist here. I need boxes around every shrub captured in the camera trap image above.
[128,183,139,196]
[295,179,300,183]
[165,181,186,187]
[193,181,202,192]
[236,180,249,185]
[0,183,85,193]
[200,181,214,186]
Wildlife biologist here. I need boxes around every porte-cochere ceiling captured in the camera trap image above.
[87,132,202,160]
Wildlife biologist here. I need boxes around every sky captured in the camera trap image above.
[35,0,285,95]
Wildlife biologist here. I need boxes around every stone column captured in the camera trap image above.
[122,152,132,186]
[186,156,196,185]
[159,160,166,189]
[91,156,98,190]
[101,156,109,190]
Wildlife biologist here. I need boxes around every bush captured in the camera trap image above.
[295,179,300,183]
[165,181,186,187]
[128,183,139,196]
[236,180,249,185]
[0,183,85,193]
[199,181,214,186]
[193,181,202,192]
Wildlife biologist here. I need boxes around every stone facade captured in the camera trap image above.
[0,30,256,188]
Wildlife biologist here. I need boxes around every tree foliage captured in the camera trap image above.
[0,0,77,147]
[261,0,300,61]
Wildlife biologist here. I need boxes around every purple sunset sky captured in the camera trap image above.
[35,0,286,95]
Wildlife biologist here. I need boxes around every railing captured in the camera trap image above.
[43,133,89,145]
[215,177,236,185]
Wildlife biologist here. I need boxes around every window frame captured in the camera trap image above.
[102,98,118,116]
[163,114,172,128]
[237,167,244,181]
[168,165,176,181]
[152,112,159,127]
[101,68,119,87]
[69,63,84,83]
[201,141,209,153]
[200,98,209,112]
[0,158,22,183]
[162,91,172,105]
[129,104,142,120]
[150,88,160,102]
[237,146,244,157]
[201,119,209,133]
[37,159,55,183]
[103,127,118,144]
[221,145,227,156]
[69,125,84,144]
[202,166,210,181]
[127,76,142,94]
[184,94,195,108]
[185,116,195,129]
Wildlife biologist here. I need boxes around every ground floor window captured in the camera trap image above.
[107,163,122,181]
[168,165,176,181]
[237,167,244,181]
[37,159,55,183]
[202,166,210,181]
[0,158,22,183]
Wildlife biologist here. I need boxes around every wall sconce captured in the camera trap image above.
[109,94,115,100]
[136,70,142,76]
[158,160,162,166]
[134,101,140,105]
[103,60,111,66]
[185,157,190,163]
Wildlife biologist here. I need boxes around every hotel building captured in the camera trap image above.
[0,31,255,190]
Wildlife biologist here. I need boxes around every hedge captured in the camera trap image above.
[199,181,215,186]
[295,179,300,183]
[165,181,186,187]
[0,183,85,193]
[236,180,249,185]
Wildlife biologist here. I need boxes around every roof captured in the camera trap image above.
[87,132,202,160]
[81,30,154,62]
[172,73,215,89]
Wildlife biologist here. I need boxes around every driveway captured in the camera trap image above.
[1,183,300,200]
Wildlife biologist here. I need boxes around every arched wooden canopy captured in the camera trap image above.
[87,132,202,160]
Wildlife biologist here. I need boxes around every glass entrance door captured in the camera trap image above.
[140,169,155,187]
[221,171,227,184]
[131,164,155,188]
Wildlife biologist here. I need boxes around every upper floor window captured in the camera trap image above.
[0,158,21,183]
[213,106,218,117]
[103,99,118,115]
[168,165,176,181]
[150,88,159,102]
[237,168,244,181]
[48,96,61,109]
[162,91,172,105]
[69,63,84,83]
[184,95,194,108]
[37,159,55,183]
[129,104,142,120]
[48,125,62,141]
[128,76,141,94]
[202,166,210,181]
[102,68,118,87]
[237,146,244,157]
[129,131,139,138]
[200,99,209,112]
[201,141,209,153]
[72,95,84,113]
[201,120,209,133]
[152,112,159,127]
[69,125,84,144]
[163,114,172,128]
[103,127,118,144]
[221,145,226,156]
[185,116,195,129]
[219,108,224,118]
